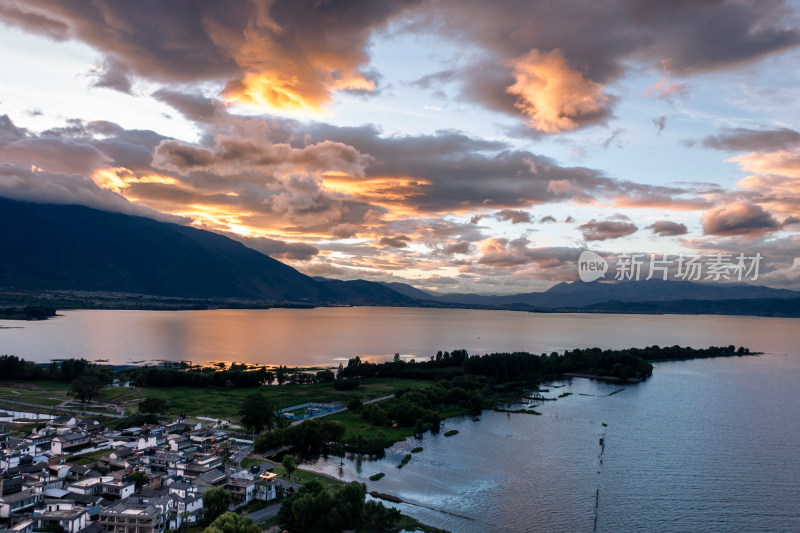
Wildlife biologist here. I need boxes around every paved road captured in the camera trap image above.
[246,503,281,523]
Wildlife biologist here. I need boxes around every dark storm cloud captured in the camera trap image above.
[646,220,689,237]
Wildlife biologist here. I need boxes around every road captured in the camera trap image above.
[246,503,281,523]
[245,479,301,523]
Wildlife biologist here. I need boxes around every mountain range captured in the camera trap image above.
[1,197,798,316]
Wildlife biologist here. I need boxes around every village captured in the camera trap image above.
[0,413,287,533]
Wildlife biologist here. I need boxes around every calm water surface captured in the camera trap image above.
[308,352,800,532]
[0,307,798,365]
[2,308,799,531]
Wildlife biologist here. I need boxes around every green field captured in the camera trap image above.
[138,377,427,422]
[63,448,110,465]
[0,377,429,424]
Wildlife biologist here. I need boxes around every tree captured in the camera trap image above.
[415,418,427,436]
[202,487,232,524]
[282,454,297,478]
[346,398,363,411]
[41,524,66,533]
[238,393,276,433]
[138,397,167,414]
[69,374,105,403]
[128,471,148,490]
[205,512,259,533]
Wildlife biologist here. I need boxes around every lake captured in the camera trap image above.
[0,307,798,365]
[2,308,799,531]
[306,350,800,532]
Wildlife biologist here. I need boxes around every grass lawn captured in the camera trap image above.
[0,380,71,407]
[138,377,427,422]
[63,448,110,465]
[240,455,262,469]
[324,401,471,447]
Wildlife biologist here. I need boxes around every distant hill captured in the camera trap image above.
[314,278,419,306]
[575,298,800,318]
[0,197,417,305]
[3,197,797,316]
[392,279,798,308]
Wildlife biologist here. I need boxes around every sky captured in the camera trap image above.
[1,0,800,294]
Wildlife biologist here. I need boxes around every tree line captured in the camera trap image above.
[125,365,335,388]
[334,345,753,383]
[0,355,101,381]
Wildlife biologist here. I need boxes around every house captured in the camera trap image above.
[0,489,43,518]
[167,492,202,530]
[225,476,256,506]
[51,433,90,456]
[0,519,35,533]
[167,437,191,453]
[147,452,181,475]
[36,500,88,533]
[49,416,77,429]
[97,497,171,533]
[193,470,226,492]
[66,477,134,501]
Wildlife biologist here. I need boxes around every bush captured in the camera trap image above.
[334,379,360,391]
[346,398,363,411]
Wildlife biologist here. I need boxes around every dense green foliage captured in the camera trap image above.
[335,345,753,383]
[138,397,168,414]
[202,487,232,524]
[0,355,98,381]
[254,418,346,454]
[204,512,259,533]
[0,305,56,320]
[277,480,400,530]
[281,454,297,477]
[69,374,108,403]
[238,393,277,432]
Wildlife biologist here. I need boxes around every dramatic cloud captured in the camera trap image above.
[702,203,780,237]
[415,0,800,128]
[228,234,319,261]
[495,209,532,224]
[152,90,222,123]
[579,219,638,241]
[0,0,420,109]
[0,164,182,223]
[699,127,800,152]
[506,49,610,133]
[646,220,688,237]
[379,235,412,248]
